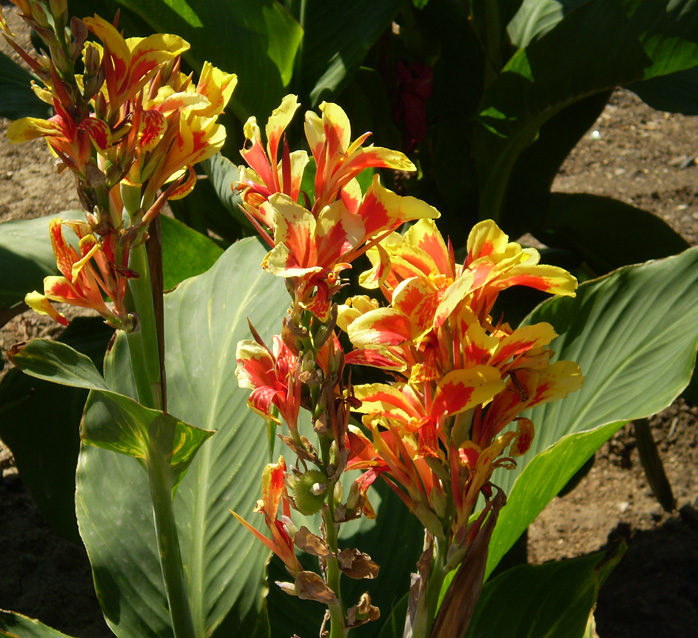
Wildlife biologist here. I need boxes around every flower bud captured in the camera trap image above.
[290,469,327,515]
[30,3,51,28]
[50,0,67,16]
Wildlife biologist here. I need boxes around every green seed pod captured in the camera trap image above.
[292,470,328,516]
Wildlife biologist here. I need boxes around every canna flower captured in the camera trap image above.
[231,457,302,577]
[237,94,309,227]
[352,366,504,457]
[7,98,110,176]
[235,334,301,434]
[82,15,189,117]
[261,176,439,319]
[304,100,416,211]
[25,218,133,328]
[131,61,237,202]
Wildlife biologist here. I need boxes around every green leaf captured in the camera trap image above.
[10,337,212,480]
[74,0,303,122]
[76,238,288,637]
[630,66,698,114]
[300,0,403,105]
[466,548,623,637]
[0,317,112,543]
[0,50,51,120]
[506,0,591,48]
[81,389,214,484]
[160,215,223,290]
[0,611,77,638]
[9,339,110,391]
[476,0,698,220]
[539,193,690,274]
[486,246,698,575]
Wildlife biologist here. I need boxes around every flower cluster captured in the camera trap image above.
[232,95,583,633]
[342,218,583,554]
[4,3,235,327]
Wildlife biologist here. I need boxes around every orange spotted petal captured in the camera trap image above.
[527,360,584,408]
[466,219,509,264]
[352,383,421,423]
[347,307,413,348]
[357,175,439,238]
[261,457,287,517]
[6,116,63,143]
[195,62,237,117]
[432,366,504,418]
[509,418,535,457]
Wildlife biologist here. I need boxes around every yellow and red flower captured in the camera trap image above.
[83,15,189,117]
[261,176,439,319]
[231,458,302,577]
[25,218,133,328]
[235,335,301,434]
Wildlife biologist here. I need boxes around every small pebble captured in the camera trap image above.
[619,501,630,513]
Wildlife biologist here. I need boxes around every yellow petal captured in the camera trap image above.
[196,61,237,117]
[6,117,61,143]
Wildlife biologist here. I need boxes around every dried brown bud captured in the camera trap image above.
[347,592,380,628]
[295,571,338,605]
[294,526,332,557]
[337,548,379,580]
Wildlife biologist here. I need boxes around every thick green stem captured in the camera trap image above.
[324,505,347,638]
[147,437,197,638]
[126,241,163,410]
[125,239,194,636]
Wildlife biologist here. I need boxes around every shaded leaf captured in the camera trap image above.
[538,193,689,275]
[300,0,403,105]
[0,611,77,638]
[476,0,698,220]
[0,50,51,120]
[630,66,698,114]
[0,317,112,543]
[466,547,624,637]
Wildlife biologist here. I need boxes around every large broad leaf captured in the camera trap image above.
[465,548,623,637]
[475,0,698,220]
[160,215,223,290]
[300,0,403,105]
[76,238,288,637]
[0,317,112,543]
[0,611,77,638]
[9,338,213,487]
[0,50,51,120]
[538,193,690,275]
[69,0,303,122]
[486,246,698,575]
